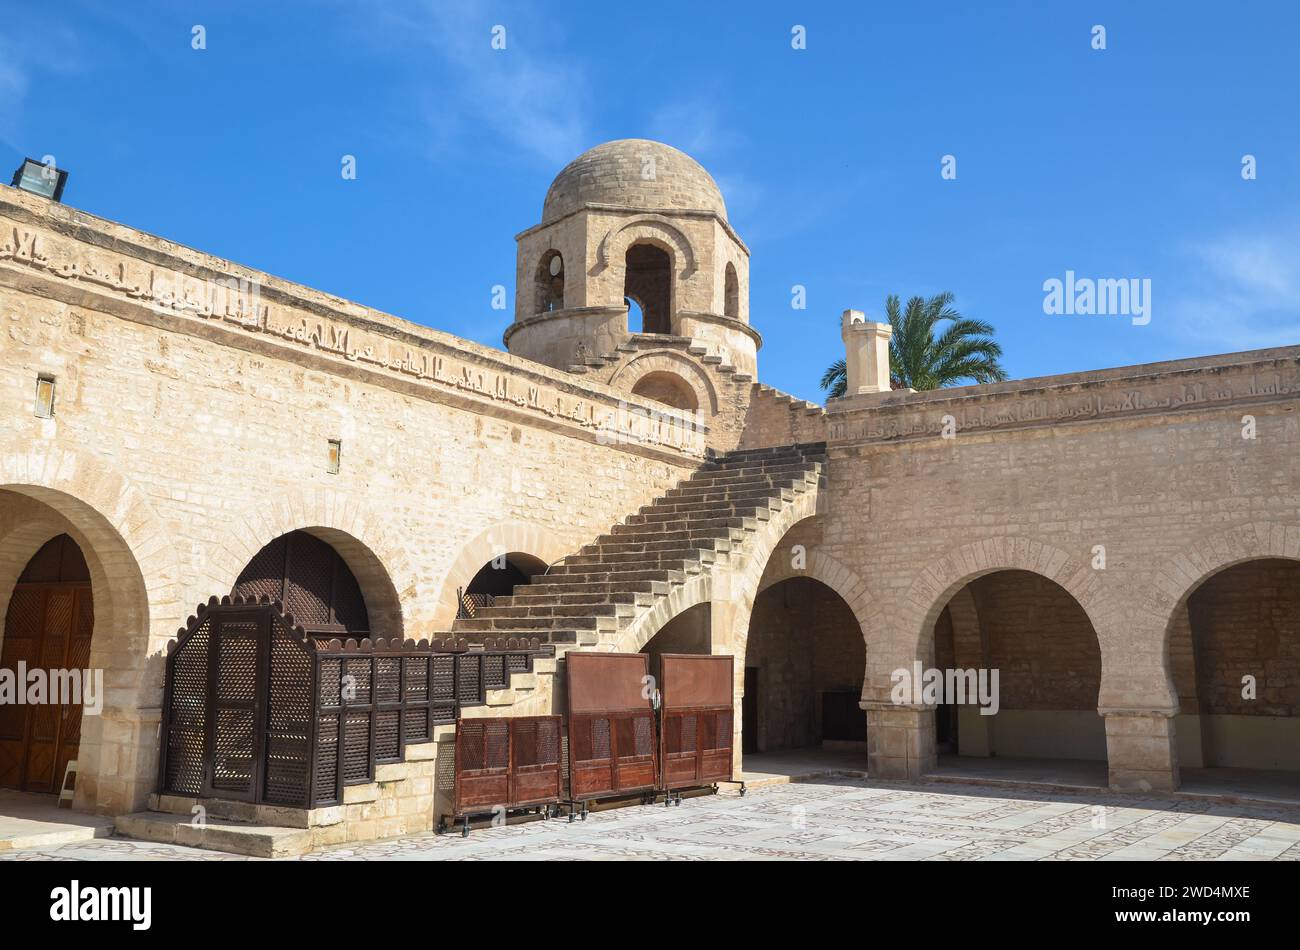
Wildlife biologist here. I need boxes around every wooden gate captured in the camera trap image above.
[565,652,657,802]
[203,609,268,801]
[162,598,316,807]
[658,654,734,790]
[0,535,94,793]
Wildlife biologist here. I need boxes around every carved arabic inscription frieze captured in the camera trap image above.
[0,224,704,456]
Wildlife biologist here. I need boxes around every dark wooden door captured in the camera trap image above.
[742,666,758,754]
[0,535,94,794]
[202,612,268,802]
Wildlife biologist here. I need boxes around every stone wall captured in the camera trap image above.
[0,183,707,813]
[817,347,1300,787]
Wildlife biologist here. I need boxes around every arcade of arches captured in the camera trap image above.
[4,137,1300,831]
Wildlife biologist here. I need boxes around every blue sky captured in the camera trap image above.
[2,1,1297,403]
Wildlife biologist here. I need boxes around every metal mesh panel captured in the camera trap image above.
[484,720,508,770]
[680,713,697,754]
[513,717,561,768]
[571,716,610,762]
[623,715,654,758]
[708,711,733,750]
[459,721,487,771]
[536,717,560,766]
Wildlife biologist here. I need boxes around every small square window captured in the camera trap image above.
[327,439,342,474]
[34,375,56,418]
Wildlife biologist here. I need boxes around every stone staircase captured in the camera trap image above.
[451,442,827,652]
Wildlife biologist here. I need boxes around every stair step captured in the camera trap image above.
[115,812,314,858]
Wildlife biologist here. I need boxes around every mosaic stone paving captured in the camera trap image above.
[3,779,1299,861]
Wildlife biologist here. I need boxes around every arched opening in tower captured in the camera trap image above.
[630,371,699,413]
[535,250,564,314]
[724,262,739,318]
[624,243,672,334]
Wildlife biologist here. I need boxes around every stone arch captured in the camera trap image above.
[534,249,565,314]
[433,521,572,629]
[615,487,828,659]
[902,537,1123,667]
[1154,521,1300,775]
[723,261,739,318]
[594,215,697,278]
[610,350,719,415]
[0,446,180,814]
[205,490,413,641]
[1152,521,1300,633]
[756,544,876,655]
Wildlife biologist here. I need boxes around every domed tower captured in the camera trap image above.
[505,139,759,415]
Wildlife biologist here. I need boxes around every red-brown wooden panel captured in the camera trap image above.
[658,654,733,710]
[453,716,561,817]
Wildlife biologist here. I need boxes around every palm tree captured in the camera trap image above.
[819,292,1008,397]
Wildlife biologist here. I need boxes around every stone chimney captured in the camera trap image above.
[839,309,893,395]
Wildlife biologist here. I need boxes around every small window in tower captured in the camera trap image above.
[724,262,739,318]
[535,251,565,314]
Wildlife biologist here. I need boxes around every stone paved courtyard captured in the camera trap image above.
[3,778,1299,861]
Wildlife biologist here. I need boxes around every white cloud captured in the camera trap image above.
[1168,227,1300,351]
[361,0,591,167]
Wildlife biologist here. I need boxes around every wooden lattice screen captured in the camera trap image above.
[160,597,552,809]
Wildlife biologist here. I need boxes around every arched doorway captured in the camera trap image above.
[744,577,866,756]
[233,529,370,636]
[624,243,672,334]
[1173,557,1300,798]
[641,603,710,665]
[930,570,1106,785]
[458,552,548,618]
[0,534,93,793]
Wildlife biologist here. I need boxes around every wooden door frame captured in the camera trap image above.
[200,609,270,803]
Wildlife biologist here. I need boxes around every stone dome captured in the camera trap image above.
[542,139,727,223]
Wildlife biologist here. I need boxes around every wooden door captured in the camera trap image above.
[202,612,268,802]
[0,535,94,793]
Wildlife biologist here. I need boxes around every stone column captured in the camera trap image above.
[840,310,893,395]
[1101,706,1180,792]
[863,701,935,779]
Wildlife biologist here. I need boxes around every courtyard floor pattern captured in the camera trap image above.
[3,778,1299,861]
